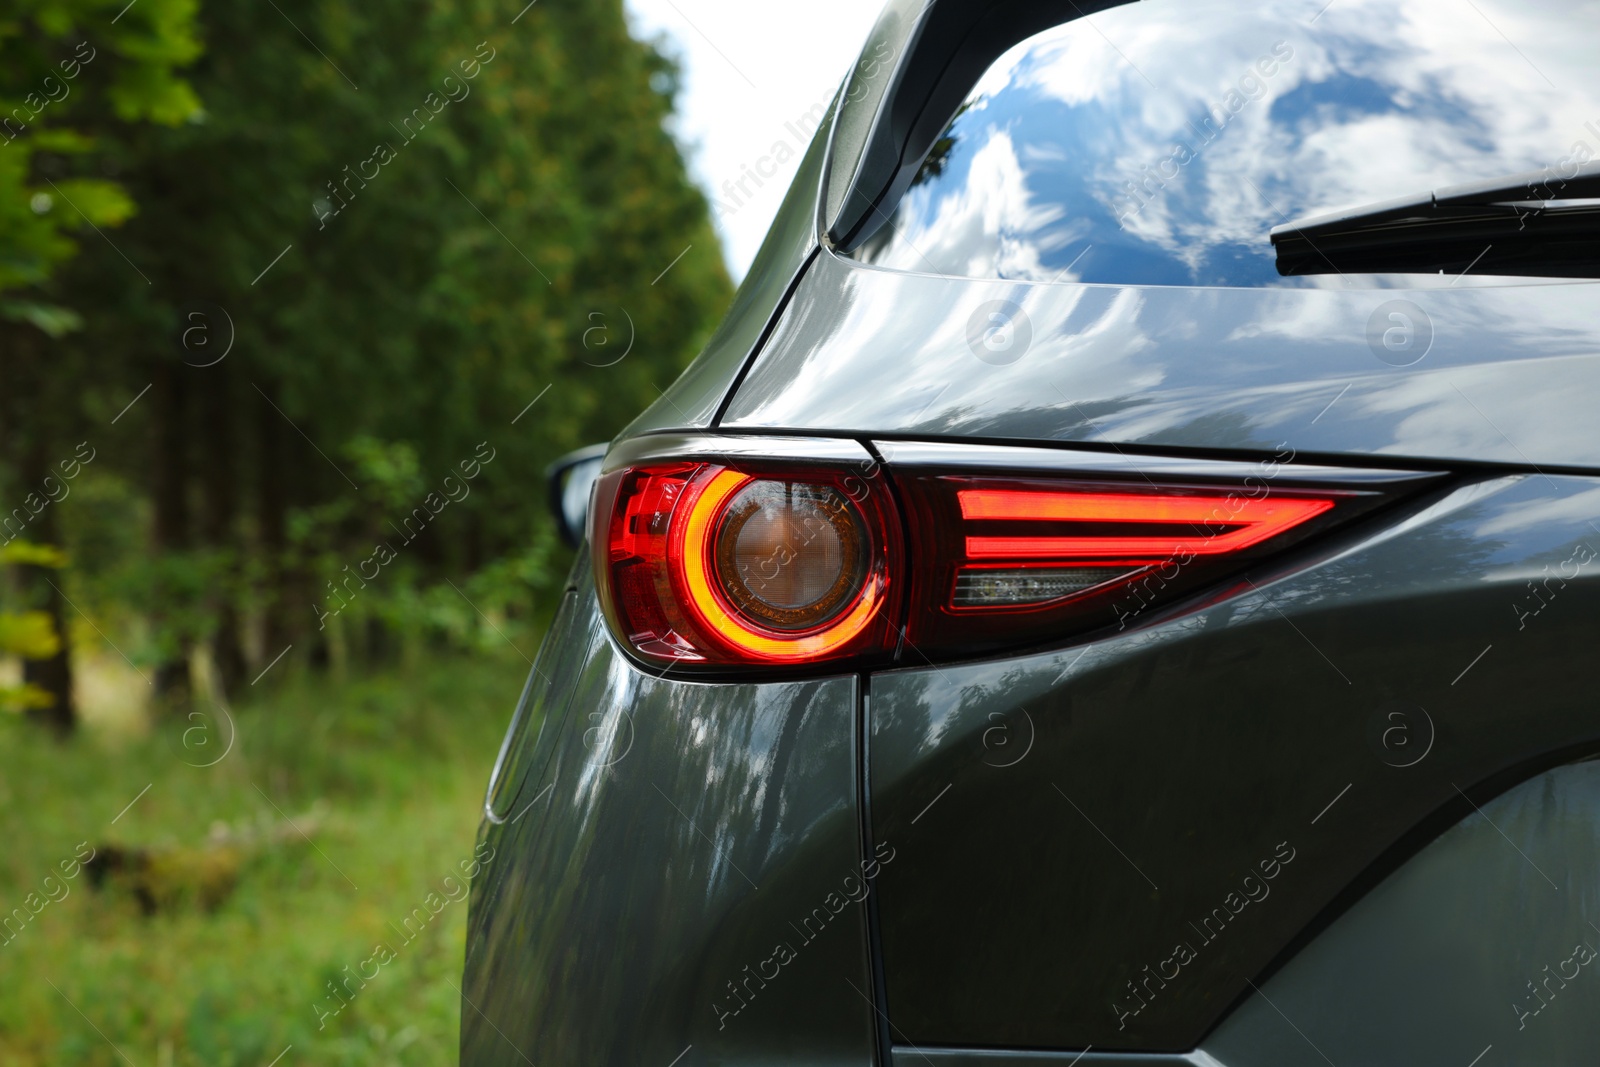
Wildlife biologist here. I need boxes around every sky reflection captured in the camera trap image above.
[852,0,1600,288]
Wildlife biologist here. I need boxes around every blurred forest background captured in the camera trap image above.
[0,0,732,1062]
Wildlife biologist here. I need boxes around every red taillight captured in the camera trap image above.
[592,447,1386,672]
[896,474,1355,659]
[955,488,1336,558]
[593,461,900,669]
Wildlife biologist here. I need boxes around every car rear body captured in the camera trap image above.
[462,1,1600,1063]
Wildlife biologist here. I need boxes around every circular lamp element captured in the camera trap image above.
[672,468,886,662]
[714,480,868,631]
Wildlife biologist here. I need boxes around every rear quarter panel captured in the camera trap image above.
[462,573,878,1067]
[865,473,1600,1048]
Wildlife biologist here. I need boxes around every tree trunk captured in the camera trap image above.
[257,378,294,658]
[0,323,77,734]
[152,358,193,705]
[200,365,248,697]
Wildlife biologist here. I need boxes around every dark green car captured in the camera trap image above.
[463,0,1600,1062]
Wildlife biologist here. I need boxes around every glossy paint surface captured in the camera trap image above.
[482,589,590,824]
[461,571,877,1066]
[895,1053,1223,1067]
[866,473,1600,1048]
[1204,760,1600,1064]
[723,249,1600,469]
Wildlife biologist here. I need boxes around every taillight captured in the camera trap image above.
[895,474,1358,660]
[591,439,1414,672]
[593,458,901,669]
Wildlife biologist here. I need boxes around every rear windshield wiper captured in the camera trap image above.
[1271,161,1600,279]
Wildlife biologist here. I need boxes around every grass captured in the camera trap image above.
[0,652,528,1067]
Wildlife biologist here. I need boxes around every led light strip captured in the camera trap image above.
[958,489,1335,560]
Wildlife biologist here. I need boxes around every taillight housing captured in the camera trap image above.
[894,473,1359,660]
[592,453,902,670]
[590,437,1421,673]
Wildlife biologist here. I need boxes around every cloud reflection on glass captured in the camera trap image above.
[852,0,1600,289]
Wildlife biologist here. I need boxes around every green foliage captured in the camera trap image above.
[0,298,82,337]
[346,437,426,514]
[0,0,202,299]
[0,540,69,568]
[0,0,727,1052]
[0,541,67,712]
[0,0,732,697]
[0,611,59,660]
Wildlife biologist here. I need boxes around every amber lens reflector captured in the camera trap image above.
[715,480,867,631]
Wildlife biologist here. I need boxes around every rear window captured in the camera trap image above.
[850,0,1600,287]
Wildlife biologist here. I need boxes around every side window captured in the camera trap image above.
[1205,760,1600,1064]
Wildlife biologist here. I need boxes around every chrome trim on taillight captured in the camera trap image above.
[602,433,875,477]
[874,439,1435,487]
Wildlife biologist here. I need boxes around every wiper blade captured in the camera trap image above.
[1276,160,1600,235]
[1271,161,1600,278]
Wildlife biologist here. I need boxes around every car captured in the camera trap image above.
[461,0,1600,1063]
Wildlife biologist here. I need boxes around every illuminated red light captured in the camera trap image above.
[892,475,1360,657]
[673,469,886,661]
[957,489,1336,560]
[594,462,899,670]
[592,453,1374,671]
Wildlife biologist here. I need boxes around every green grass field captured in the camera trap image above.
[0,653,527,1067]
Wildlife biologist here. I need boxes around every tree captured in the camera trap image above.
[0,0,202,306]
[0,0,203,729]
[30,0,731,710]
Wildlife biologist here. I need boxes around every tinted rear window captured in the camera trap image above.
[850,0,1600,287]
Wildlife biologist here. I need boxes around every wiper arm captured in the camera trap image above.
[1275,160,1600,236]
[1271,161,1600,278]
